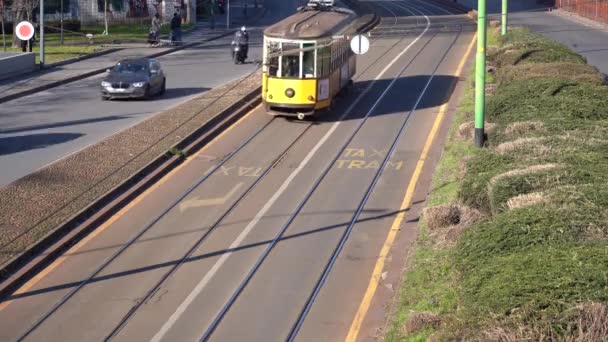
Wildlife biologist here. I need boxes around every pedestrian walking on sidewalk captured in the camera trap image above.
[170,12,182,44]
[21,24,36,53]
[149,13,162,44]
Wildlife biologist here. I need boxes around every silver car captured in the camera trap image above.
[101,58,166,100]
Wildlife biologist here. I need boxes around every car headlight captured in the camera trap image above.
[101,81,111,87]
[132,82,146,87]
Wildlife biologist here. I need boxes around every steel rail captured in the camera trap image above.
[198,4,438,341]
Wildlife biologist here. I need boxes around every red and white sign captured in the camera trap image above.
[16,21,35,41]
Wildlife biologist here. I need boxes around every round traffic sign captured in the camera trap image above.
[350,34,370,55]
[16,21,35,41]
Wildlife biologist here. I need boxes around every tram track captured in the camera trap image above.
[5,3,413,340]
[195,2,469,340]
[0,1,475,340]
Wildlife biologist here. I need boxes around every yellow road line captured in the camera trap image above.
[0,104,261,312]
[345,33,478,342]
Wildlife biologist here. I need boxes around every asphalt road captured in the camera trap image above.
[457,0,608,75]
[0,0,299,188]
[0,1,476,341]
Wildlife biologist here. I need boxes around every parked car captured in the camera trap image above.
[101,58,166,100]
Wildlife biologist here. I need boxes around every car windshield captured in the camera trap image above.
[113,62,148,74]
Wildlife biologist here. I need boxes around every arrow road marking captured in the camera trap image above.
[179,182,244,212]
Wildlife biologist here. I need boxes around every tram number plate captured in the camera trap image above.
[318,79,330,100]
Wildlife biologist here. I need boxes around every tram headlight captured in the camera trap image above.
[308,95,315,101]
[285,88,295,98]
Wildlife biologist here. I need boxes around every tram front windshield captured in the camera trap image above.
[281,43,300,78]
[266,40,317,79]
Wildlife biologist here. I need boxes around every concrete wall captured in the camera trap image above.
[0,53,36,81]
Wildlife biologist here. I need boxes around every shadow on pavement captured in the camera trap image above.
[289,75,461,123]
[0,116,131,135]
[0,133,84,156]
[2,202,425,301]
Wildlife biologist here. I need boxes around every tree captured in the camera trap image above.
[1,0,6,51]
[12,0,37,47]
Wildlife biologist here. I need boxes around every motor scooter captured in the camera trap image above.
[231,41,246,64]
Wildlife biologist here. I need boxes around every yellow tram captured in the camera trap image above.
[262,1,358,119]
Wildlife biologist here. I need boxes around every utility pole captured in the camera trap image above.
[60,0,64,45]
[210,0,215,29]
[474,0,487,147]
[39,0,45,68]
[226,0,230,29]
[501,0,508,35]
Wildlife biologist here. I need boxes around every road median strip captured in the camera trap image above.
[385,24,608,341]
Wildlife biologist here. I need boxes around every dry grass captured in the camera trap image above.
[457,121,496,141]
[496,63,606,86]
[486,83,498,96]
[504,121,545,137]
[574,302,608,340]
[458,156,472,180]
[424,205,461,230]
[489,164,561,188]
[495,137,549,155]
[403,312,442,334]
[506,192,547,210]
[483,302,608,342]
[426,205,485,246]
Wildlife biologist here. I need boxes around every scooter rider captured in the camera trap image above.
[233,26,249,60]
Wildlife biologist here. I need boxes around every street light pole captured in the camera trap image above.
[39,0,44,67]
[60,0,64,45]
[210,0,215,29]
[227,0,230,29]
[474,0,487,147]
[501,0,508,35]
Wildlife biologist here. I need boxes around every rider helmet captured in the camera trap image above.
[241,26,247,32]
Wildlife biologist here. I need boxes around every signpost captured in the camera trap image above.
[40,0,45,67]
[474,0,487,147]
[350,34,369,55]
[15,21,35,53]
[502,0,508,35]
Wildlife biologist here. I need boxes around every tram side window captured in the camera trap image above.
[282,43,300,78]
[318,46,331,77]
[303,43,315,78]
[267,41,280,77]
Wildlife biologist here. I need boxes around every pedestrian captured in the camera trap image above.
[170,12,182,44]
[20,24,36,53]
[149,13,161,44]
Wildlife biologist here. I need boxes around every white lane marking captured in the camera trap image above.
[150,11,431,342]
[179,183,244,212]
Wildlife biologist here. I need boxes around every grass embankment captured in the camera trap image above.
[1,23,194,64]
[386,26,608,341]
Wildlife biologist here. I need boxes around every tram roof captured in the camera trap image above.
[264,8,357,40]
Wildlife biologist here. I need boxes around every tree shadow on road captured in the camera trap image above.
[0,133,84,156]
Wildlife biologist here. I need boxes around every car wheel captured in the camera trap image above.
[143,85,151,100]
[160,79,166,95]
[101,95,110,101]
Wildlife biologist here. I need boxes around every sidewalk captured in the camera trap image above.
[455,0,608,75]
[0,6,265,104]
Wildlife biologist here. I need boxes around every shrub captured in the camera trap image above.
[458,243,608,318]
[495,63,605,86]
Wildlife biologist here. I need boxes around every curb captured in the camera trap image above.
[0,85,262,299]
